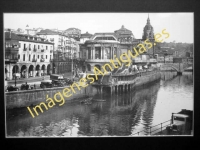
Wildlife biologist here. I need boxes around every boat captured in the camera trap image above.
[92,99,106,102]
[80,97,93,104]
[84,101,92,105]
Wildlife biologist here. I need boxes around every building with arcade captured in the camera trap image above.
[5,31,54,80]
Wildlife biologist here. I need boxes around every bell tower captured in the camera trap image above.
[142,14,154,40]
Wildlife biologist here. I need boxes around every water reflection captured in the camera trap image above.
[6,72,193,137]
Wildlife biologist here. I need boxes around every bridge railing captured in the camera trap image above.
[132,119,172,136]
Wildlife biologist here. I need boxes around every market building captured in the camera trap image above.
[79,18,156,73]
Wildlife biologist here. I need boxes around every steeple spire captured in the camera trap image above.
[147,14,150,24]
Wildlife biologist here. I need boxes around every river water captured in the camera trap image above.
[6,71,193,137]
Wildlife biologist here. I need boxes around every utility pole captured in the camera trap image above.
[15,66,16,86]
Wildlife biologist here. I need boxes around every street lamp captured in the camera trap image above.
[163,50,168,64]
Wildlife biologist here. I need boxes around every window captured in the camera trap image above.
[29,55,31,61]
[38,55,39,59]
[24,44,26,50]
[105,47,111,59]
[23,54,25,61]
[88,48,91,59]
[18,54,20,59]
[95,47,101,59]
[19,43,21,48]
[46,46,48,50]
[38,45,40,49]
[114,47,117,56]
[174,117,185,121]
[46,55,47,59]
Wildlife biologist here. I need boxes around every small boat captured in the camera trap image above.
[92,99,106,102]
[80,97,93,104]
[84,101,92,105]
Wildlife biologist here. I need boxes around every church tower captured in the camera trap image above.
[142,14,154,40]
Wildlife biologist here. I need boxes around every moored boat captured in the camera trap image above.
[92,99,106,102]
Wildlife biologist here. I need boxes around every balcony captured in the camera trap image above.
[8,58,19,63]
[32,58,37,62]
[40,58,45,62]
[41,49,45,52]
[5,47,19,52]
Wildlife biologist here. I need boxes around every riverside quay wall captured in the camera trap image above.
[5,84,97,109]
[5,72,161,109]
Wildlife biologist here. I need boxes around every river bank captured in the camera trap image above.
[5,71,161,109]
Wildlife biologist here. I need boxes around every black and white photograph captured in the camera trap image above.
[4,13,194,137]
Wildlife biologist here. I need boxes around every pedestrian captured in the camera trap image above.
[25,82,28,90]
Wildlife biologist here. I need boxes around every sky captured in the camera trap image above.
[4,13,193,43]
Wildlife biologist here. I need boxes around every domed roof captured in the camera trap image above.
[143,15,154,31]
[114,25,132,34]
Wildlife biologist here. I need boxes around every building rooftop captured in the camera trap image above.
[81,32,93,38]
[65,28,81,31]
[90,32,117,40]
[114,25,132,33]
[37,29,60,35]
[5,32,54,44]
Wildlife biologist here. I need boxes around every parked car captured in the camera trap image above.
[21,83,34,90]
[40,80,53,88]
[6,85,19,92]
[50,74,64,80]
[52,80,65,87]
[64,78,74,85]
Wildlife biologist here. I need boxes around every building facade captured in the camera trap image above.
[79,25,139,72]
[5,32,54,80]
[79,19,156,73]
[37,29,79,74]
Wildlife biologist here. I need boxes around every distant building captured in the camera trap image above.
[114,25,135,43]
[63,28,81,41]
[80,31,93,44]
[37,29,79,74]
